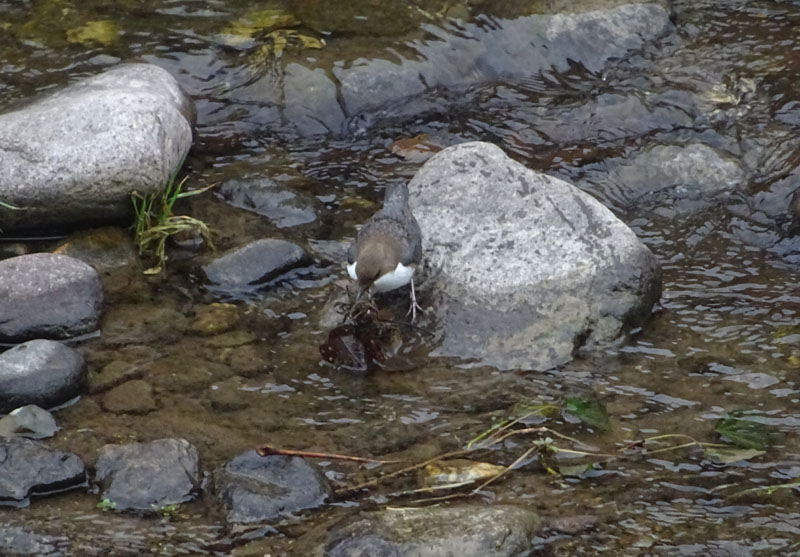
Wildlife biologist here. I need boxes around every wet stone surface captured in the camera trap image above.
[94,438,200,512]
[0,339,86,413]
[214,452,331,524]
[0,438,86,507]
[202,238,312,296]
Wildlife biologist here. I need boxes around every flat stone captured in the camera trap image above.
[408,141,661,370]
[101,380,156,415]
[0,339,87,413]
[0,253,103,342]
[0,63,194,231]
[0,438,86,507]
[202,239,311,296]
[95,438,201,512]
[297,504,541,557]
[214,452,331,523]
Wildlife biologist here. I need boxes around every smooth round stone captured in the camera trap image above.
[0,340,86,414]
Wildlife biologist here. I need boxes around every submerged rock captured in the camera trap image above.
[0,526,69,555]
[408,141,661,371]
[218,175,318,228]
[274,3,671,137]
[0,438,86,507]
[214,451,330,523]
[0,63,194,231]
[202,238,311,296]
[101,380,156,415]
[94,438,201,512]
[580,142,745,215]
[0,340,86,413]
[297,504,541,557]
[0,253,103,342]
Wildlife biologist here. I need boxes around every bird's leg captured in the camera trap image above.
[406,278,423,322]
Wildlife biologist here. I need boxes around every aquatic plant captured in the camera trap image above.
[132,175,214,274]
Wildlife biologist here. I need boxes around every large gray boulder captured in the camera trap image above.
[0,340,86,413]
[409,142,661,371]
[0,253,103,342]
[0,63,194,231]
[296,504,541,557]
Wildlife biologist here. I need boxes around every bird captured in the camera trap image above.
[347,183,423,320]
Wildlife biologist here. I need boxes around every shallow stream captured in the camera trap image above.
[2,0,800,554]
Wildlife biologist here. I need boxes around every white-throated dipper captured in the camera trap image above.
[347,183,423,320]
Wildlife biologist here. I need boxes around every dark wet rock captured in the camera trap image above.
[297,504,541,557]
[101,380,156,415]
[0,253,103,342]
[0,340,87,413]
[202,239,311,295]
[95,438,201,512]
[0,63,194,231]
[0,406,59,439]
[215,451,331,523]
[579,143,745,215]
[0,526,69,555]
[408,142,661,371]
[218,175,319,228]
[0,438,86,506]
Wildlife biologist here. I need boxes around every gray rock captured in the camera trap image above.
[0,405,59,439]
[0,253,103,342]
[0,526,69,555]
[95,438,201,512]
[0,63,194,231]
[298,504,541,557]
[202,239,311,295]
[218,175,318,228]
[580,143,745,214]
[215,452,330,523]
[408,142,661,371]
[0,340,87,413]
[0,438,86,506]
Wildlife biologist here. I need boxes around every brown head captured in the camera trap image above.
[356,235,401,289]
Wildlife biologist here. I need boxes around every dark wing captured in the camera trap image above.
[347,237,358,264]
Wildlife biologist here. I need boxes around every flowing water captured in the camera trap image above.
[1,0,800,555]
